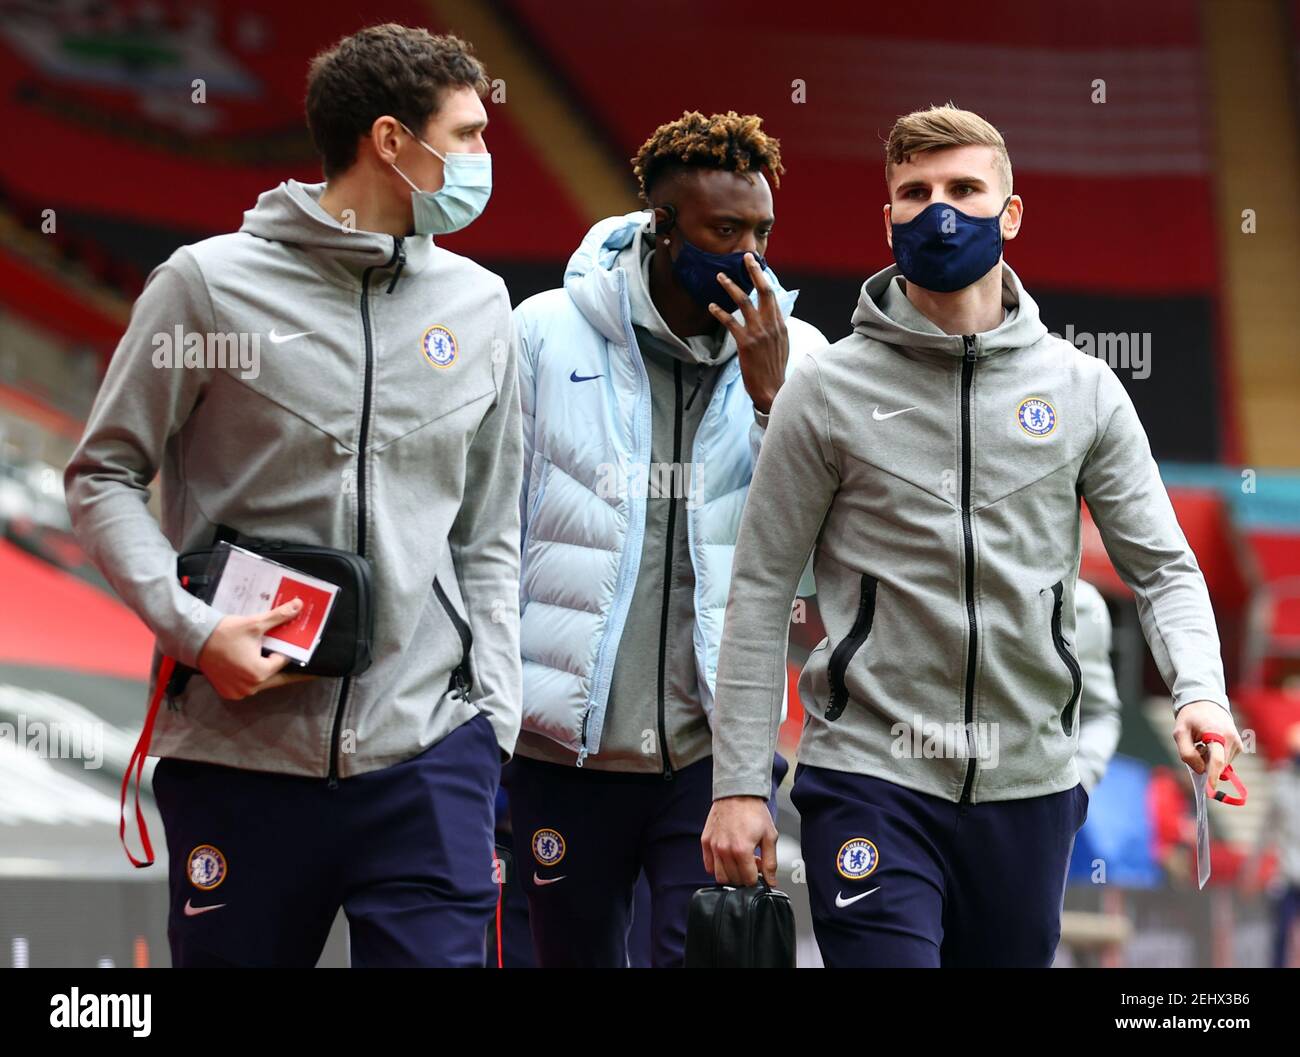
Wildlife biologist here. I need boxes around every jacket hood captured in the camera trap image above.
[615,224,728,367]
[563,211,798,349]
[238,179,434,287]
[851,261,1048,359]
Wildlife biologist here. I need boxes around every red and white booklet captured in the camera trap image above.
[206,542,339,665]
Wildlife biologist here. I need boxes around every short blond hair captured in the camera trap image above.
[884,104,1012,194]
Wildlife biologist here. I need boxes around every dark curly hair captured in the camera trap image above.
[306,24,489,179]
[631,110,784,202]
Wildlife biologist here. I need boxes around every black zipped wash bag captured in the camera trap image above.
[165,523,375,699]
[684,877,796,968]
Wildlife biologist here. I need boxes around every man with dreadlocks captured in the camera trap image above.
[501,110,826,967]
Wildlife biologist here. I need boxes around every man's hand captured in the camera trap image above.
[1173,700,1244,796]
[701,795,777,886]
[196,598,318,700]
[709,253,789,414]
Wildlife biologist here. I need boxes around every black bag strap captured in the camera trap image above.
[164,523,238,704]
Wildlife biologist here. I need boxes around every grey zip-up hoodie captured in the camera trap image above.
[63,178,524,779]
[712,263,1231,803]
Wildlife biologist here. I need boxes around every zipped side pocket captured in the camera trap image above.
[1050,579,1083,735]
[825,572,878,722]
[433,576,474,700]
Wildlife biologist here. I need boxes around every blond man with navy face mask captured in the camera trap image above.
[703,104,1240,968]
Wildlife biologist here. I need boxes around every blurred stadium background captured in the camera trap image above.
[1,0,1299,968]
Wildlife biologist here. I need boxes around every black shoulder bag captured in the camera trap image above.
[164,523,376,700]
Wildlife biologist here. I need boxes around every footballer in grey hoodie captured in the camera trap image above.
[66,174,522,780]
[63,27,521,968]
[702,104,1242,968]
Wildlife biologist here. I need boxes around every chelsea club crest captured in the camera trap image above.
[1016,397,1057,437]
[836,837,879,880]
[188,844,228,890]
[532,828,566,867]
[421,324,458,369]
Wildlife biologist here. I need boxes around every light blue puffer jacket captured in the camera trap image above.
[514,212,824,763]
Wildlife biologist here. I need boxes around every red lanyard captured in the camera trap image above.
[120,653,173,867]
[1199,731,1247,806]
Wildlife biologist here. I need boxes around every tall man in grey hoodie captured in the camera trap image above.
[63,26,522,967]
[702,105,1243,967]
[504,111,825,967]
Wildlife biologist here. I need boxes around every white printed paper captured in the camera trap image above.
[1186,763,1211,890]
[207,544,338,665]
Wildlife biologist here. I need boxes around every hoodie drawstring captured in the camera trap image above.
[386,237,406,294]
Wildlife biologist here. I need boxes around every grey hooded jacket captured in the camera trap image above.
[712,263,1231,803]
[63,178,524,779]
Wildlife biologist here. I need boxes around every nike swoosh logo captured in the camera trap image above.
[569,370,603,383]
[183,898,227,916]
[872,406,917,420]
[835,887,879,908]
[267,328,315,344]
[533,872,566,886]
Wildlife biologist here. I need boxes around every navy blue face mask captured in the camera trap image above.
[671,235,767,313]
[890,196,1011,293]
[656,206,766,313]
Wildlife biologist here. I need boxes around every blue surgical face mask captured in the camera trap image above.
[669,233,766,314]
[391,121,492,235]
[889,195,1011,293]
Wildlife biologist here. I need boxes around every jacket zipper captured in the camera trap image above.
[578,710,591,765]
[825,572,878,721]
[577,271,647,766]
[958,334,980,803]
[1050,580,1083,734]
[385,239,406,294]
[655,360,685,780]
[327,236,401,789]
[433,576,474,700]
